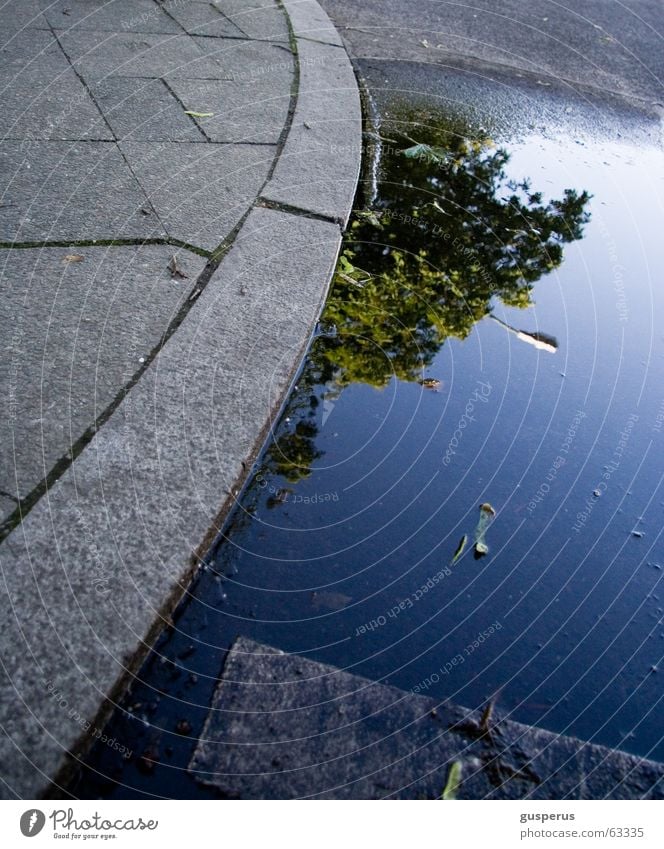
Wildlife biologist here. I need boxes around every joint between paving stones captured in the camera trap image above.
[257,195,344,227]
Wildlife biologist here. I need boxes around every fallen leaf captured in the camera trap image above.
[441,761,462,800]
[63,254,84,263]
[184,110,214,118]
[451,534,468,565]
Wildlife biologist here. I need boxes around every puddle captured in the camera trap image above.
[75,104,664,798]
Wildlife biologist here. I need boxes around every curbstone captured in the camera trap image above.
[261,36,362,225]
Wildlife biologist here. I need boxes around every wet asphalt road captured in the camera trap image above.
[319,0,663,110]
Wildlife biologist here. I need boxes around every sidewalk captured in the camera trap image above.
[0,0,361,797]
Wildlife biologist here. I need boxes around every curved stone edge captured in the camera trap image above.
[262,0,362,225]
[0,0,362,799]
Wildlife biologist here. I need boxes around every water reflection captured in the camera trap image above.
[268,108,590,483]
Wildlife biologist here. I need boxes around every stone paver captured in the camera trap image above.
[262,38,361,224]
[189,37,295,82]
[161,0,247,39]
[1,27,69,75]
[213,0,290,42]
[167,78,291,143]
[119,141,276,250]
[0,0,48,36]
[0,67,112,141]
[40,0,182,35]
[0,141,164,243]
[0,495,16,525]
[190,638,664,800]
[0,245,206,520]
[285,0,344,46]
[0,0,361,798]
[93,76,205,142]
[56,30,229,82]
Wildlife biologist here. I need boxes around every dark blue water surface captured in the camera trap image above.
[76,110,664,799]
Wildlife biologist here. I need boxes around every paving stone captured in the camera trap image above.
[262,38,362,224]
[0,141,165,243]
[188,36,294,83]
[40,0,181,34]
[0,495,16,526]
[167,78,290,143]
[93,77,204,141]
[0,27,70,75]
[189,637,664,800]
[0,0,48,36]
[56,29,228,82]
[282,0,344,46]
[0,208,342,798]
[0,66,112,141]
[0,245,206,511]
[212,0,290,42]
[161,0,247,38]
[119,140,276,249]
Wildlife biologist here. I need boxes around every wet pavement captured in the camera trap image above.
[71,54,664,797]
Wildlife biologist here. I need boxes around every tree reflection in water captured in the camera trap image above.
[263,108,591,484]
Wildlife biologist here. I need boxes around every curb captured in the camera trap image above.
[0,0,361,798]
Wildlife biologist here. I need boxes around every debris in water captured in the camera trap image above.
[632,530,644,538]
[401,142,448,165]
[355,209,384,229]
[311,590,352,611]
[451,534,468,565]
[419,377,441,390]
[593,489,601,497]
[441,760,462,800]
[63,254,84,263]
[473,503,495,558]
[184,110,214,118]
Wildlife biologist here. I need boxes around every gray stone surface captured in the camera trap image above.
[162,0,247,39]
[56,30,228,82]
[119,140,276,250]
[0,208,342,798]
[167,78,291,143]
[40,0,182,34]
[190,637,664,800]
[0,141,164,243]
[0,245,206,512]
[190,37,295,83]
[0,66,112,141]
[94,77,204,141]
[213,0,290,42]
[1,26,112,141]
[0,1,48,36]
[1,27,70,75]
[262,37,361,224]
[0,495,16,526]
[283,0,343,46]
